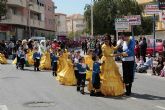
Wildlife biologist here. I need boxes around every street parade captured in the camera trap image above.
[1,0,165,110]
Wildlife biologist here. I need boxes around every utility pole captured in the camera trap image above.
[91,0,94,37]
[153,14,156,57]
[26,0,32,39]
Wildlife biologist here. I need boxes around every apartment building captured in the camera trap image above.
[66,14,86,36]
[0,0,55,40]
[55,13,67,36]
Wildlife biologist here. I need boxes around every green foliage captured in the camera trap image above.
[84,0,152,35]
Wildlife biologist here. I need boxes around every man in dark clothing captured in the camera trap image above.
[140,37,147,62]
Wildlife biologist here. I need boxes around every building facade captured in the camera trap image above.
[66,14,86,38]
[0,0,55,40]
[55,13,67,36]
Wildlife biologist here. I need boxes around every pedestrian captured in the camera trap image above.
[77,57,90,94]
[135,40,140,60]
[19,46,26,70]
[50,49,58,76]
[73,51,81,91]
[160,62,165,77]
[33,47,41,71]
[139,37,147,62]
[121,32,135,96]
[136,54,153,73]
[152,56,164,76]
[90,55,102,96]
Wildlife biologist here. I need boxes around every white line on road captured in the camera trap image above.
[156,106,165,110]
[0,105,8,110]
[130,97,137,100]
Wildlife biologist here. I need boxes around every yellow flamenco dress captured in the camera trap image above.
[0,53,7,64]
[56,54,64,77]
[39,51,51,70]
[58,59,76,86]
[84,54,93,92]
[100,44,124,96]
[26,50,34,66]
[57,52,76,86]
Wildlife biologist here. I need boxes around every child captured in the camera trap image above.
[50,49,58,76]
[16,47,21,69]
[137,54,153,73]
[19,47,26,70]
[160,62,165,77]
[90,55,102,96]
[33,47,41,71]
[74,51,81,91]
[136,56,145,73]
[77,57,90,94]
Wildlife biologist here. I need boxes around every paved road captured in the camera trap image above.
[0,62,165,110]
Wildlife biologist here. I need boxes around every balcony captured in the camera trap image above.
[30,19,44,29]
[1,14,27,26]
[30,3,44,13]
[7,0,26,7]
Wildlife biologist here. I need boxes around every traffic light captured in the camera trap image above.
[158,0,165,10]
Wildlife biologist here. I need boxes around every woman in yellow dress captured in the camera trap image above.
[84,50,93,92]
[100,34,124,96]
[58,52,76,86]
[0,53,7,64]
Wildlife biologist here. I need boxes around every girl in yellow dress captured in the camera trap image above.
[39,50,51,70]
[0,53,7,64]
[56,49,64,77]
[39,40,51,70]
[100,34,124,96]
[58,53,76,86]
[84,50,93,92]
[26,49,34,66]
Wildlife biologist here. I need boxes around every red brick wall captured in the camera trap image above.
[44,0,55,31]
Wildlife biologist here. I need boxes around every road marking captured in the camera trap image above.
[0,105,8,110]
[156,106,165,110]
[130,97,137,100]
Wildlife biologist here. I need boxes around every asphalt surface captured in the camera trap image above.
[0,62,165,110]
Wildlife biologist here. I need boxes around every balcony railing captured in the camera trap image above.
[1,15,44,29]
[30,19,44,29]
[1,15,27,25]
[7,0,26,7]
[30,3,44,13]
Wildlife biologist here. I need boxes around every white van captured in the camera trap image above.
[31,36,46,41]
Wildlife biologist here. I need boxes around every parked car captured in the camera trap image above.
[146,39,163,55]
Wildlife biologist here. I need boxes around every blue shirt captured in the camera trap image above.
[50,53,58,62]
[122,36,135,61]
[33,52,41,60]
[77,63,89,74]
[93,62,101,74]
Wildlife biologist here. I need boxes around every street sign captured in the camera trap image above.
[145,4,161,15]
[124,15,141,25]
[158,0,165,10]
[115,18,130,31]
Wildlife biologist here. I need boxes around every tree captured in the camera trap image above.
[0,0,7,20]
[84,0,152,36]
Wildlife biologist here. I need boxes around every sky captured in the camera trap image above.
[54,0,91,15]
